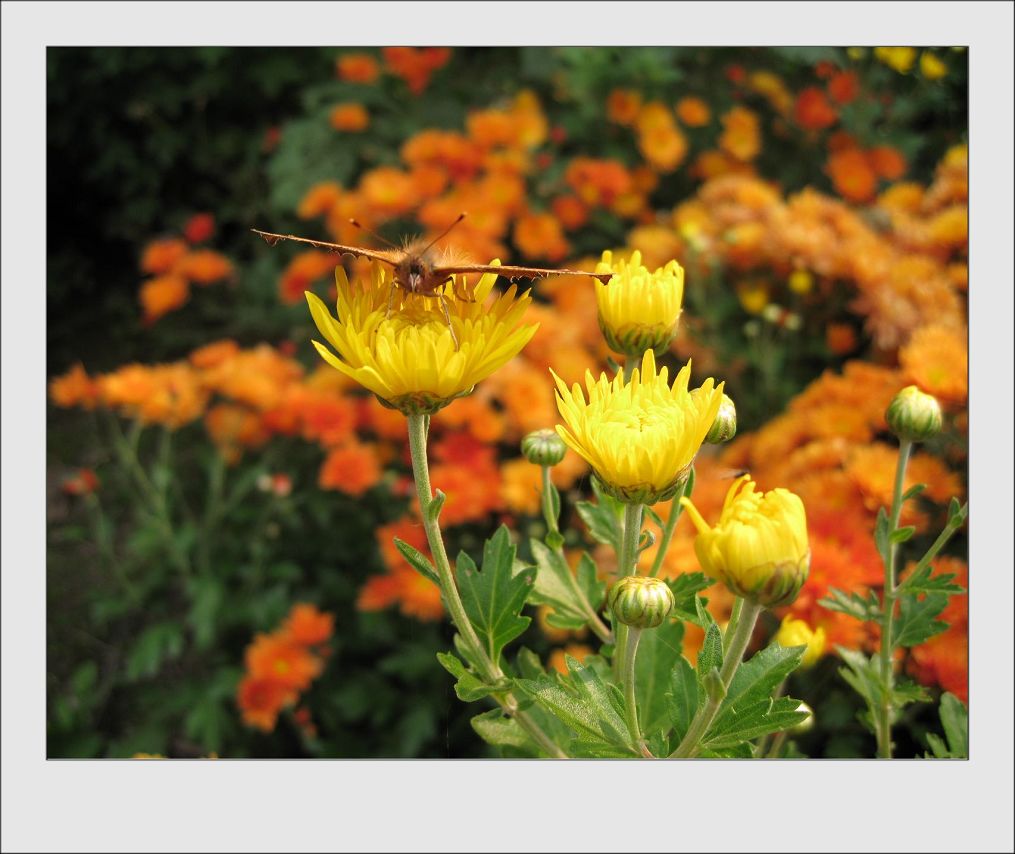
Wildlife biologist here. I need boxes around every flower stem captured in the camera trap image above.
[406,413,566,758]
[670,598,762,758]
[621,626,645,751]
[723,597,744,655]
[877,438,912,759]
[613,503,643,680]
[648,477,689,577]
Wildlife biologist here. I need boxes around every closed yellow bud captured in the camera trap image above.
[594,250,684,357]
[608,576,675,628]
[681,476,810,607]
[886,385,942,443]
[773,615,826,668]
[521,428,567,467]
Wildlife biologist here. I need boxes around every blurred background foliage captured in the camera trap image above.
[48,46,967,758]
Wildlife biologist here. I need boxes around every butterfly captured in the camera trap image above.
[253,213,612,348]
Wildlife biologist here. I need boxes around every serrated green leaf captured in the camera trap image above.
[820,587,882,622]
[470,709,537,752]
[528,541,604,632]
[666,572,713,624]
[700,742,755,758]
[515,657,635,752]
[891,678,930,706]
[893,590,950,647]
[666,656,699,743]
[515,647,546,680]
[436,651,494,702]
[720,643,804,716]
[393,537,438,584]
[939,692,968,758]
[634,618,685,736]
[897,563,966,596]
[575,481,623,552]
[703,696,808,749]
[697,621,723,683]
[456,526,535,665]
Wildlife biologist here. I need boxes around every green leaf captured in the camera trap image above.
[436,652,494,703]
[515,657,635,753]
[703,696,809,749]
[874,507,891,561]
[393,537,439,584]
[696,621,723,685]
[545,481,561,524]
[702,667,726,704]
[901,483,926,502]
[528,542,604,631]
[666,656,699,743]
[125,622,184,681]
[470,709,537,753]
[897,563,965,596]
[634,618,685,736]
[820,587,882,622]
[889,526,916,544]
[456,526,536,664]
[667,572,713,624]
[893,590,950,647]
[187,577,223,650]
[426,489,446,524]
[719,643,804,716]
[926,692,968,758]
[575,480,623,553]
[891,678,931,707]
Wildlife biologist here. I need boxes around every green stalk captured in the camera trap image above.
[670,598,762,758]
[406,413,566,759]
[621,627,646,753]
[648,478,689,577]
[613,503,643,681]
[723,597,744,655]
[877,438,912,759]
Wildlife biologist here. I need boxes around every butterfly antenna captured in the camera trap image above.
[420,212,467,254]
[349,219,399,250]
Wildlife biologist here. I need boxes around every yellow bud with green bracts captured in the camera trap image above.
[886,385,942,443]
[608,576,675,629]
[521,428,567,467]
[703,392,737,444]
[594,250,684,357]
[681,475,810,608]
[774,615,826,668]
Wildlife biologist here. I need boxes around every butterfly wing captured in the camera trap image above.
[251,229,398,266]
[435,263,613,285]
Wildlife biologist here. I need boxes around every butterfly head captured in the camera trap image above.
[396,251,436,294]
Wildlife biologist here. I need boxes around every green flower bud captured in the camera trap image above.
[521,429,567,467]
[705,393,737,444]
[608,576,675,629]
[886,385,943,442]
[790,701,814,734]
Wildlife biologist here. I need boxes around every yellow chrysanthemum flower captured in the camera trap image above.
[306,263,537,415]
[774,615,826,668]
[681,475,810,607]
[874,46,917,74]
[919,51,948,81]
[594,250,684,357]
[552,349,723,504]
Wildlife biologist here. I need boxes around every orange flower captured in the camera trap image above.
[867,146,907,181]
[297,182,343,220]
[426,460,503,525]
[245,632,322,693]
[638,124,689,172]
[827,70,860,105]
[278,250,340,305]
[431,394,505,444]
[719,106,761,162]
[50,363,100,409]
[899,324,968,405]
[467,108,517,149]
[174,250,233,285]
[359,517,443,620]
[676,96,711,127]
[319,441,382,496]
[499,458,543,516]
[382,46,451,95]
[183,213,215,244]
[205,404,268,461]
[877,182,924,213]
[909,627,967,703]
[237,675,293,732]
[283,604,334,647]
[62,468,100,496]
[140,238,188,275]
[927,206,968,252]
[827,147,878,203]
[513,212,569,262]
[359,167,418,218]
[189,339,240,370]
[336,52,380,84]
[551,195,588,231]
[826,322,858,355]
[329,102,370,133]
[139,275,190,324]
[606,88,642,126]
[795,87,838,130]
[565,157,632,208]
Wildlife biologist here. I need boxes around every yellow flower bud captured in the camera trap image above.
[608,576,675,628]
[594,250,684,357]
[773,615,826,668]
[788,269,813,295]
[886,385,943,443]
[681,476,810,608]
[521,428,567,467]
[703,392,737,444]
